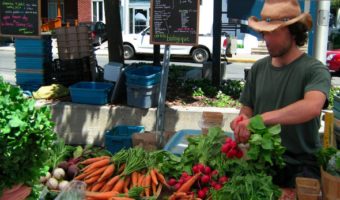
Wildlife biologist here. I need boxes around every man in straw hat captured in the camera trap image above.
[230,0,331,188]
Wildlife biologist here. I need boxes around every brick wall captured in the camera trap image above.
[78,0,92,22]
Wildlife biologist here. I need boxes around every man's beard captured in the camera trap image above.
[267,41,292,58]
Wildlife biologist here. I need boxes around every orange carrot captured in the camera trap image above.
[106,175,121,187]
[131,171,139,187]
[86,165,108,179]
[177,173,201,193]
[123,176,131,194]
[98,164,115,182]
[138,174,145,187]
[80,156,110,165]
[118,163,126,174]
[152,181,157,196]
[156,183,163,197]
[144,173,151,197]
[85,175,101,185]
[109,197,135,200]
[154,169,170,188]
[150,169,158,185]
[74,172,88,180]
[85,191,119,200]
[91,181,106,192]
[99,184,113,193]
[112,177,125,193]
[84,158,111,173]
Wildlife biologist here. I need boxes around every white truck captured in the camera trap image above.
[123,27,229,63]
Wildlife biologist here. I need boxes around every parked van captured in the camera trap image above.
[123,27,229,63]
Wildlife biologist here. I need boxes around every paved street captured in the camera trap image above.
[1,43,340,87]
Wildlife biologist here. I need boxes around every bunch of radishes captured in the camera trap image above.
[221,137,243,159]
[167,163,229,199]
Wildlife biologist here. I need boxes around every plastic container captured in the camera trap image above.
[163,129,233,155]
[104,62,123,82]
[69,82,114,105]
[105,125,145,153]
[15,56,49,69]
[16,73,44,85]
[126,83,159,108]
[125,65,161,86]
[199,111,225,134]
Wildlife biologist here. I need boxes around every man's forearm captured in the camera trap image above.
[261,91,326,125]
[239,106,253,118]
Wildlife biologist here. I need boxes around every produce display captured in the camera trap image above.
[2,76,334,200]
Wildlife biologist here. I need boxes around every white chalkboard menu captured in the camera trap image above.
[0,0,41,37]
[150,0,199,46]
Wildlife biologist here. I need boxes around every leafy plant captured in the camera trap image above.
[246,115,286,171]
[220,80,244,99]
[210,173,281,200]
[0,77,56,195]
[207,91,241,107]
[316,147,338,170]
[328,86,340,109]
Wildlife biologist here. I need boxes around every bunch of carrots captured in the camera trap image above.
[73,148,169,200]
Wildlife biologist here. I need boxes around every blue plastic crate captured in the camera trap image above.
[16,73,44,85]
[125,65,161,86]
[16,56,50,69]
[163,129,234,156]
[126,83,159,108]
[69,82,114,105]
[105,125,144,153]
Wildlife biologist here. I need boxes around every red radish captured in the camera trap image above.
[221,144,230,153]
[192,165,200,174]
[210,180,217,187]
[236,150,243,158]
[178,178,185,184]
[168,178,177,186]
[218,176,229,184]
[203,166,211,175]
[200,175,210,184]
[197,163,205,172]
[174,183,182,190]
[230,141,237,148]
[181,172,189,178]
[211,170,219,176]
[184,175,192,182]
[225,137,232,143]
[197,189,208,198]
[214,183,223,190]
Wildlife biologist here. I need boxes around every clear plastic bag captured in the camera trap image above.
[54,180,86,200]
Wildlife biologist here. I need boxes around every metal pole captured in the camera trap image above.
[212,0,222,87]
[155,45,171,147]
[313,0,330,64]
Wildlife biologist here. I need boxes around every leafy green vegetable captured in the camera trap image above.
[45,137,74,169]
[210,173,282,200]
[316,147,338,170]
[327,151,340,176]
[148,150,181,177]
[0,77,57,195]
[247,115,286,170]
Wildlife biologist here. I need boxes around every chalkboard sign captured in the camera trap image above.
[0,0,41,37]
[150,0,199,46]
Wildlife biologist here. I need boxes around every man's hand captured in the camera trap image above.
[231,114,251,143]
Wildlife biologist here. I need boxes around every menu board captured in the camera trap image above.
[0,0,41,37]
[150,0,199,46]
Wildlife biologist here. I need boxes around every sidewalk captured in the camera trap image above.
[0,41,267,64]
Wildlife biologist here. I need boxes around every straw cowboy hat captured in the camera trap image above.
[248,0,312,32]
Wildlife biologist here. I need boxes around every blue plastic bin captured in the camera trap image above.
[125,65,161,86]
[105,125,145,154]
[126,83,159,108]
[164,129,233,155]
[69,82,114,105]
[16,73,44,85]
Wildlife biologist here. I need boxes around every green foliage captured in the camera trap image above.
[327,151,340,176]
[220,80,244,99]
[207,91,241,108]
[0,78,57,194]
[247,115,286,170]
[210,173,282,200]
[328,86,340,109]
[316,147,338,171]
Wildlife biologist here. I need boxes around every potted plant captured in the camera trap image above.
[0,77,56,199]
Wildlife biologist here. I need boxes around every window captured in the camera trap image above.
[48,0,64,22]
[92,0,105,22]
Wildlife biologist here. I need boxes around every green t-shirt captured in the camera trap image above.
[240,53,331,164]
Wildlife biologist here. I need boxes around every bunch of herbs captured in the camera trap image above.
[0,78,56,195]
